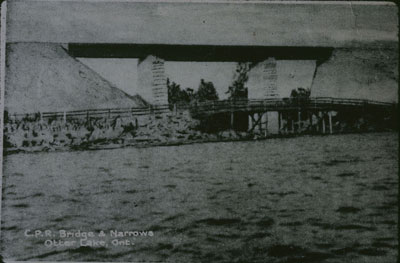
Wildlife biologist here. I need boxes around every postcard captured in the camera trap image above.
[0,1,398,262]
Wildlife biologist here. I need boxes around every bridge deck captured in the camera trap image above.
[189,98,397,118]
[7,97,397,121]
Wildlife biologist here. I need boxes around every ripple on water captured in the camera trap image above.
[372,185,390,191]
[1,225,18,231]
[12,203,29,208]
[336,172,357,177]
[279,221,303,227]
[267,244,333,262]
[336,206,362,214]
[14,192,44,200]
[195,217,243,226]
[331,244,361,255]
[52,214,74,223]
[358,248,387,256]
[309,220,377,232]
[256,217,275,228]
[323,157,362,166]
[29,250,66,260]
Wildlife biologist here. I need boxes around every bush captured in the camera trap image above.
[196,79,219,102]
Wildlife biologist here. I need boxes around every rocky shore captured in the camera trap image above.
[3,110,396,155]
[4,111,250,154]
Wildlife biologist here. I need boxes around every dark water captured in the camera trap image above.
[1,133,398,262]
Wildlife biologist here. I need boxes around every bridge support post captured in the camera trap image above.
[322,112,326,134]
[291,114,295,134]
[63,111,67,124]
[328,111,333,134]
[264,112,268,137]
[230,112,234,129]
[285,112,288,134]
[278,111,281,134]
[298,110,301,132]
[248,114,253,132]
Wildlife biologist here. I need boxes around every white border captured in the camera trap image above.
[8,0,398,5]
[0,1,397,262]
[0,0,7,251]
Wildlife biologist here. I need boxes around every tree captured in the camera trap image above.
[290,87,311,99]
[167,78,181,105]
[196,79,219,102]
[226,63,250,100]
[167,78,193,105]
[290,87,311,105]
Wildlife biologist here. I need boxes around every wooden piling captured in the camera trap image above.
[248,113,253,132]
[285,112,288,134]
[278,111,281,134]
[291,113,295,134]
[298,110,301,132]
[322,113,326,134]
[328,111,333,134]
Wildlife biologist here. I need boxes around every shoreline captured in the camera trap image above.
[4,130,396,156]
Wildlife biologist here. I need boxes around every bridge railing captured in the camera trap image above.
[189,97,397,115]
[7,104,172,122]
[6,97,397,122]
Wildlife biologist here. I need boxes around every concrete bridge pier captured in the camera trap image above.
[137,55,168,106]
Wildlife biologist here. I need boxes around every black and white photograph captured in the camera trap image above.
[0,0,398,262]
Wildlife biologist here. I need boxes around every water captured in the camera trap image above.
[1,132,397,262]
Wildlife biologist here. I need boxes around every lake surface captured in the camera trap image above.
[1,132,398,262]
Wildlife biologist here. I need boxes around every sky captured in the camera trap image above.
[7,1,397,102]
[7,1,398,46]
[78,59,316,99]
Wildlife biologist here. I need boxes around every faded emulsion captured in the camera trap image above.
[0,1,398,263]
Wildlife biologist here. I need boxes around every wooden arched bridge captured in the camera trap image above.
[189,97,396,117]
[188,97,397,134]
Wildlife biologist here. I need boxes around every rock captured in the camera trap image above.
[220,131,231,139]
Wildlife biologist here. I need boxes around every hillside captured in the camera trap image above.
[311,47,398,103]
[5,43,143,114]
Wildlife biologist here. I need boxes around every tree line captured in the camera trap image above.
[167,62,311,105]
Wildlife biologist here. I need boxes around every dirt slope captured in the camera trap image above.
[5,43,143,113]
[311,47,398,103]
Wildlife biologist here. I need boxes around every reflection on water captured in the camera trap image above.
[1,132,398,262]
